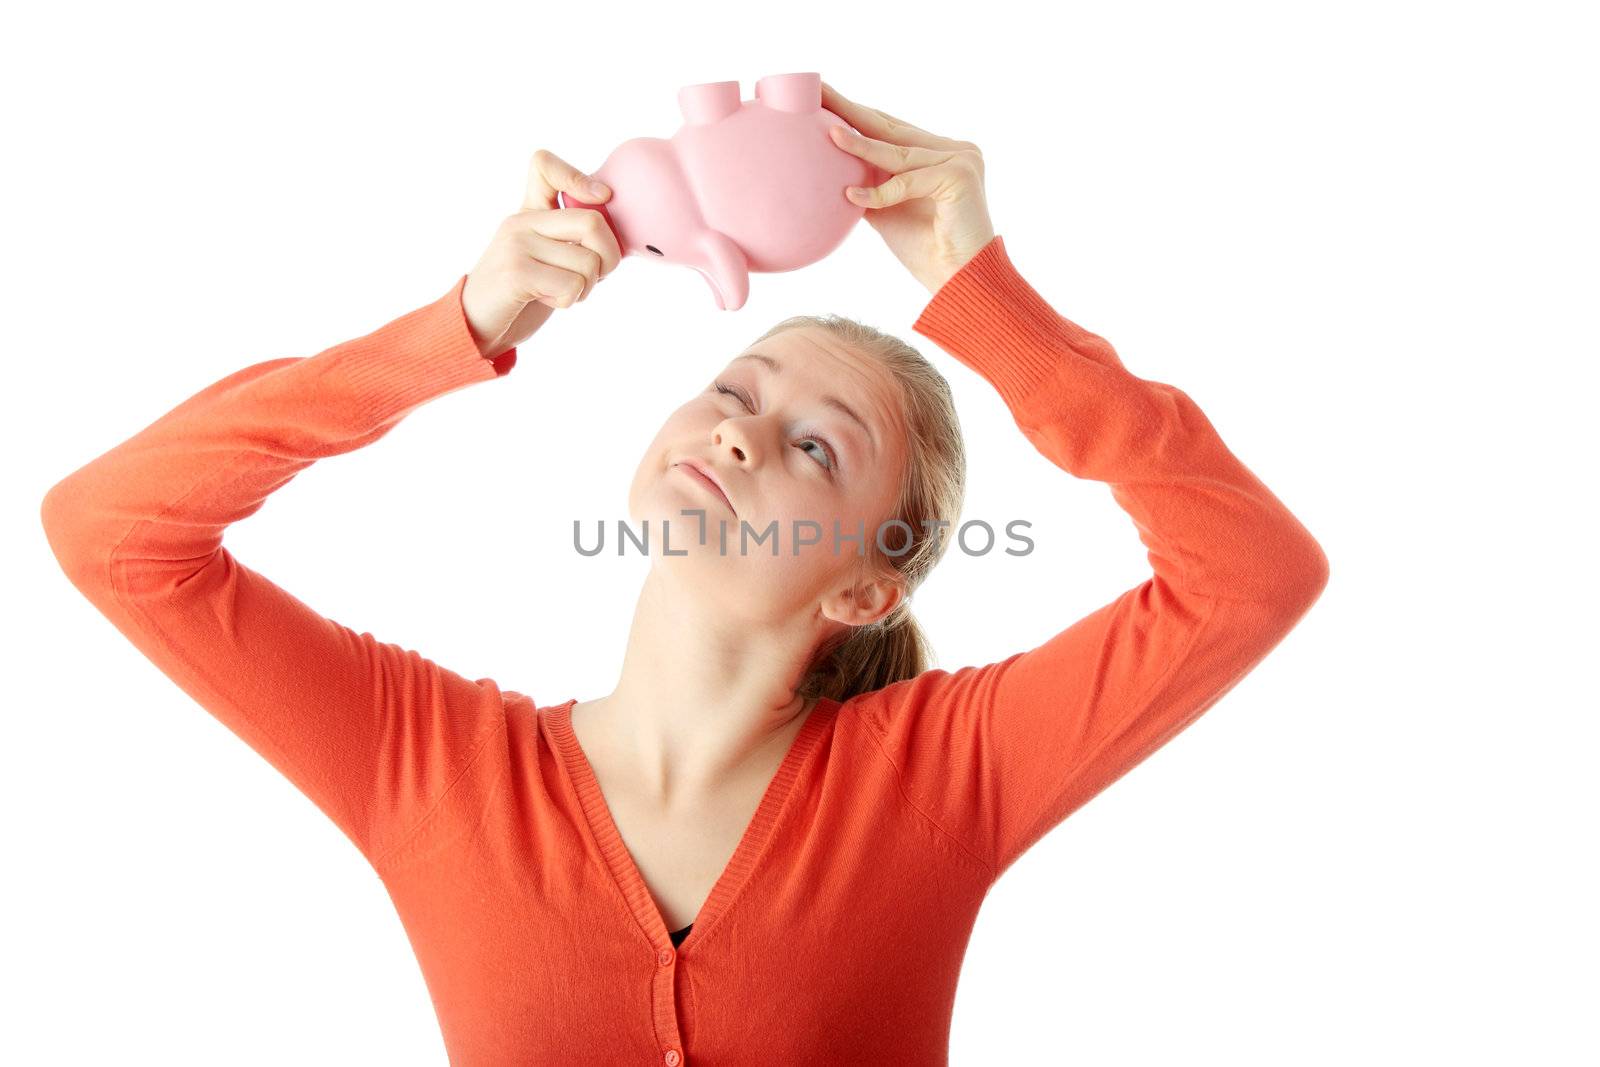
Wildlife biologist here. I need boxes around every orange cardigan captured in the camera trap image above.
[41,235,1328,1065]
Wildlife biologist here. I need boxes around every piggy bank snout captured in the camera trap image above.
[557,188,610,222]
[556,190,623,245]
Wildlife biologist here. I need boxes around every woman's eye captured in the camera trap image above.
[714,381,753,411]
[712,381,839,475]
[797,437,838,472]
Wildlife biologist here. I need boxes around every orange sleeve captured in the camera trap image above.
[857,236,1330,881]
[40,275,520,867]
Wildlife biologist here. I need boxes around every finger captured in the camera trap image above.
[515,232,603,305]
[525,263,589,309]
[846,159,973,210]
[506,206,623,280]
[819,81,968,152]
[522,149,611,212]
[828,124,954,176]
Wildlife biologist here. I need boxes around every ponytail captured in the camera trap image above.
[797,601,933,703]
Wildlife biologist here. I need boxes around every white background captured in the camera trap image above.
[6,1,1596,1063]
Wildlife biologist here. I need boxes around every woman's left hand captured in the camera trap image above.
[821,81,996,296]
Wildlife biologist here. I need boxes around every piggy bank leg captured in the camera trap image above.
[754,72,821,114]
[679,81,742,125]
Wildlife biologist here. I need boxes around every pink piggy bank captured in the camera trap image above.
[556,72,889,311]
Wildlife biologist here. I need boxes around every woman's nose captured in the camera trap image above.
[713,426,751,463]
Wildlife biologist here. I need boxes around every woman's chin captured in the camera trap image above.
[629,505,739,559]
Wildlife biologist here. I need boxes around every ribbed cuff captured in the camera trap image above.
[331,274,519,428]
[912,236,1121,412]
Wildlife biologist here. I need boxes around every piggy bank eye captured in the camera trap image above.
[646,245,664,256]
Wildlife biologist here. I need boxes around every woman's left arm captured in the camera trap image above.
[826,85,1329,882]
[877,234,1328,880]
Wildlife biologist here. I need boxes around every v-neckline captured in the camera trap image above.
[546,696,835,953]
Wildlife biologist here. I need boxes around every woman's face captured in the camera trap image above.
[628,326,910,627]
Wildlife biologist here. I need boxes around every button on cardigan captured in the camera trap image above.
[41,234,1329,1065]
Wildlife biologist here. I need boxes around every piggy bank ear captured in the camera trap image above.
[695,230,750,311]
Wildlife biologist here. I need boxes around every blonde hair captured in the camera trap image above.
[745,314,968,703]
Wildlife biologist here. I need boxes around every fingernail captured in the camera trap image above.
[831,125,848,140]
[585,179,608,197]
[846,187,866,200]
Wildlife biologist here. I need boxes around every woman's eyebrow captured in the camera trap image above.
[730,352,878,454]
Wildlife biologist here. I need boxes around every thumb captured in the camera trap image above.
[523,149,610,211]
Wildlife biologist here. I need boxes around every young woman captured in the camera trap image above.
[42,82,1328,1065]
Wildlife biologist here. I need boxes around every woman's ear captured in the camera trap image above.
[818,571,904,628]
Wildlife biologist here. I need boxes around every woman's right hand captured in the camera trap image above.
[461,149,624,359]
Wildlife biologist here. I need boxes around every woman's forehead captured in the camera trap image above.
[732,329,889,396]
[728,331,905,446]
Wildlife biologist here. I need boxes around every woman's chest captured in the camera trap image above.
[602,790,762,931]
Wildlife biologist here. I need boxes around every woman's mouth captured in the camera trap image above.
[674,461,735,515]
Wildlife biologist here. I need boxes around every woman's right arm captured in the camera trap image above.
[39,152,621,870]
